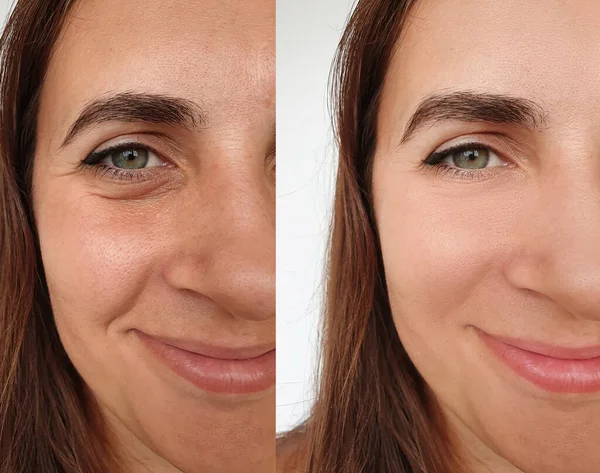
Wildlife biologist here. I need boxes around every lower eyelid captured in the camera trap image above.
[79,155,171,185]
[434,164,501,181]
[89,163,164,183]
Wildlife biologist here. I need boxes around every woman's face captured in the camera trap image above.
[373,1,600,472]
[32,1,274,472]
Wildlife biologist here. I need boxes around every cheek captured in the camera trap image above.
[35,189,165,343]
[373,169,524,357]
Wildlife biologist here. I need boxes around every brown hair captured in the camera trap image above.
[0,2,121,472]
[298,1,463,472]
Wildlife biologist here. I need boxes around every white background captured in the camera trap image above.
[276,0,355,433]
[0,0,12,26]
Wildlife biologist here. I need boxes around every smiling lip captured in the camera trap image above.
[136,331,275,394]
[477,328,600,394]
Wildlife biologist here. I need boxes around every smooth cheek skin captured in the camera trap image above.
[373,0,600,472]
[31,1,275,472]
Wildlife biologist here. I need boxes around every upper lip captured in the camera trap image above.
[477,328,600,360]
[135,330,275,360]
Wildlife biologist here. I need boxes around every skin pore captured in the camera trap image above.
[373,0,600,472]
[31,1,274,472]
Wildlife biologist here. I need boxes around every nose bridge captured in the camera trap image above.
[166,162,275,322]
[506,163,600,319]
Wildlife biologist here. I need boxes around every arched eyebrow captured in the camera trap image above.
[60,91,207,148]
[399,90,548,145]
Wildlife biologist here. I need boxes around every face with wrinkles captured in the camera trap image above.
[32,1,275,472]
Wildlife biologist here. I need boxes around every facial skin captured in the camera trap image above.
[373,1,600,472]
[32,1,274,472]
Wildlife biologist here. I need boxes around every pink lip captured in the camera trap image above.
[136,331,275,394]
[477,328,600,393]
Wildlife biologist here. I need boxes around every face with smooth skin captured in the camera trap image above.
[373,1,600,472]
[32,1,274,472]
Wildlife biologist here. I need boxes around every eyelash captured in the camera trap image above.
[79,142,166,182]
[420,142,508,181]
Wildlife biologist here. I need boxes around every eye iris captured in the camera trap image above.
[111,149,149,169]
[452,148,489,169]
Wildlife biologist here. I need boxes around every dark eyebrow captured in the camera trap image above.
[60,91,206,147]
[399,90,548,145]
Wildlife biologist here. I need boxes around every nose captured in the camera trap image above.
[164,161,275,323]
[504,164,600,321]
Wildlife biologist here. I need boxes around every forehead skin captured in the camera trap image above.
[379,0,600,154]
[36,0,274,157]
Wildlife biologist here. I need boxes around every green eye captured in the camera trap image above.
[450,148,489,169]
[110,148,149,169]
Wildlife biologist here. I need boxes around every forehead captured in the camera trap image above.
[38,0,274,149]
[381,0,600,130]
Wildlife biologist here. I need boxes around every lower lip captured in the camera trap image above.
[478,330,600,394]
[138,333,275,394]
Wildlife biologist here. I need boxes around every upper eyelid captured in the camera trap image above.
[60,92,206,149]
[86,129,187,158]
